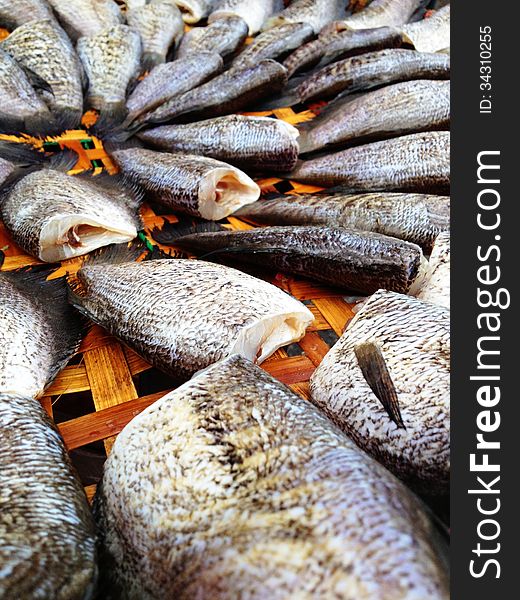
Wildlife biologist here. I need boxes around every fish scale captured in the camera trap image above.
[94,354,448,599]
[176,15,248,58]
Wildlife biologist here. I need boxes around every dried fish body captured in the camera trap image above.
[0,393,97,599]
[234,191,450,253]
[416,231,450,307]
[209,0,279,35]
[0,0,55,30]
[231,22,314,70]
[328,0,423,32]
[289,131,450,194]
[69,253,314,380]
[137,115,299,172]
[172,0,218,23]
[176,15,248,58]
[111,147,259,219]
[126,1,184,70]
[0,165,141,262]
[126,53,223,123]
[401,4,450,53]
[48,0,123,40]
[0,269,82,398]
[299,79,450,152]
[94,354,449,599]
[142,59,288,124]
[169,224,428,294]
[2,19,84,131]
[296,48,450,103]
[264,0,347,35]
[310,289,450,494]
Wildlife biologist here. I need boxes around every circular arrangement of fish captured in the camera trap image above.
[0,1,451,598]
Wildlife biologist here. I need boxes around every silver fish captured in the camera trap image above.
[264,0,347,34]
[296,48,450,103]
[0,47,53,135]
[0,0,55,30]
[233,191,450,253]
[175,15,248,59]
[401,5,450,53]
[94,354,449,599]
[2,19,84,131]
[0,268,83,398]
[326,0,423,33]
[283,25,407,77]
[209,0,280,35]
[126,1,184,70]
[416,231,450,308]
[298,79,450,153]
[111,147,259,219]
[0,141,45,187]
[231,22,314,70]
[310,289,450,494]
[289,131,451,194]
[142,59,288,124]
[0,157,142,262]
[172,0,218,23]
[0,393,97,599]
[125,53,223,124]
[165,224,429,294]
[47,0,123,40]
[68,250,313,380]
[137,115,300,172]
[77,24,142,130]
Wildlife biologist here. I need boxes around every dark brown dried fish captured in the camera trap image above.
[296,48,450,103]
[94,354,449,599]
[234,191,450,253]
[176,15,248,58]
[283,25,407,77]
[231,22,314,70]
[137,114,300,172]
[111,147,260,219]
[126,52,223,124]
[310,289,450,494]
[289,131,450,194]
[142,59,288,125]
[164,224,428,294]
[298,79,450,152]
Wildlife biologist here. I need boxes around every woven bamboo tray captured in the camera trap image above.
[0,106,356,502]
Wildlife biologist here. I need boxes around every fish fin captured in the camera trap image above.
[0,140,46,167]
[354,341,406,429]
[89,102,129,137]
[20,65,54,96]
[141,52,164,73]
[4,267,84,390]
[48,148,80,172]
[198,246,287,261]
[78,240,147,269]
[253,89,300,110]
[151,221,227,246]
[50,106,84,133]
[76,170,144,217]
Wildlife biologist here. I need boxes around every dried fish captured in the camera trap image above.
[209,0,280,35]
[176,15,248,59]
[264,0,347,34]
[401,4,450,53]
[47,0,123,40]
[415,231,450,307]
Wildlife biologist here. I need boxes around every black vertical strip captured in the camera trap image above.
[452,2,517,597]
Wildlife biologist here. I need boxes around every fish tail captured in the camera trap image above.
[51,106,84,133]
[141,52,164,73]
[4,267,84,391]
[0,140,46,167]
[89,102,129,138]
[151,220,226,246]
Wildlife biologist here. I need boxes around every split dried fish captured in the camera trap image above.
[2,19,84,131]
[415,231,450,308]
[77,24,142,130]
[0,154,142,262]
[310,289,450,494]
[68,248,313,380]
[141,59,288,125]
[231,22,314,70]
[0,393,97,599]
[126,0,184,70]
[296,48,450,103]
[166,223,428,294]
[209,0,280,35]
[126,52,223,124]
[137,115,299,172]
[234,191,450,253]
[111,147,259,219]
[176,15,248,59]
[94,354,449,598]
[289,131,450,194]
[298,79,450,152]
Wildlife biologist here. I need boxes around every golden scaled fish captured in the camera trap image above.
[68,248,314,381]
[94,354,449,599]
[110,147,260,219]
[310,289,450,495]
